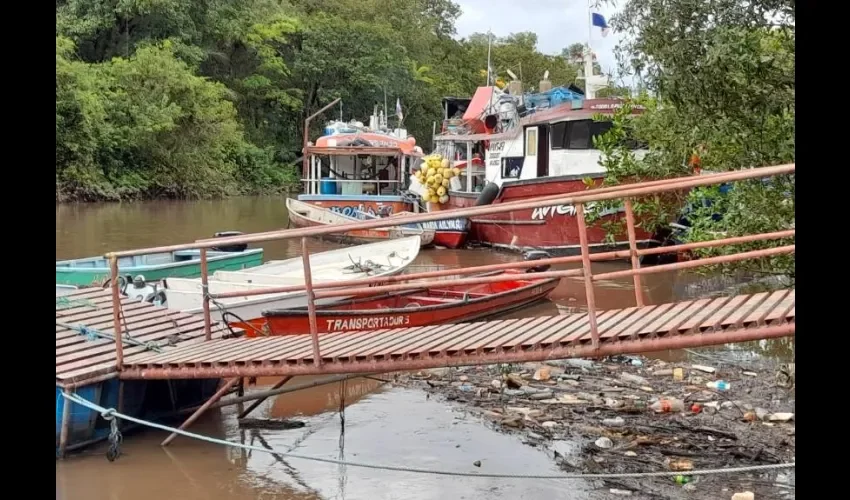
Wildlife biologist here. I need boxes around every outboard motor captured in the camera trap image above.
[125,274,158,302]
[523,250,552,273]
[212,231,248,253]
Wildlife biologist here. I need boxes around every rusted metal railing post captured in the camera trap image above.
[109,255,124,370]
[575,203,600,349]
[161,378,240,447]
[623,199,645,307]
[301,238,323,366]
[236,376,293,419]
[200,248,212,341]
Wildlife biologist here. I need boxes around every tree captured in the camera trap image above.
[593,0,795,278]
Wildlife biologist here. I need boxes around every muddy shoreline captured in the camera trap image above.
[401,352,795,499]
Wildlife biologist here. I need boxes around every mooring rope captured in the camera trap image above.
[61,392,795,480]
[56,322,164,353]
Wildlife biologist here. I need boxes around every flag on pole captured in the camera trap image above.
[396,98,403,122]
[592,13,611,37]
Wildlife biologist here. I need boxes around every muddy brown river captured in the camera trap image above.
[55,196,793,499]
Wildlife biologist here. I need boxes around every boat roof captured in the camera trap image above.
[305,146,419,157]
[434,98,644,143]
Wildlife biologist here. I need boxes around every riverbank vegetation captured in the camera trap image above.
[592,0,795,279]
[56,0,595,201]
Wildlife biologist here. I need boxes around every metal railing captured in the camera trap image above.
[104,163,795,370]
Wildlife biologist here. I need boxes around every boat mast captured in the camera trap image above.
[585,0,596,99]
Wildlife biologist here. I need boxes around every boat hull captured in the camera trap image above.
[243,274,559,336]
[56,249,265,287]
[163,236,422,320]
[287,198,435,246]
[56,378,220,455]
[296,195,412,217]
[446,175,657,256]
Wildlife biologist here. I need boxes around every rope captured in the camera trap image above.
[56,296,97,310]
[61,392,795,479]
[56,321,164,353]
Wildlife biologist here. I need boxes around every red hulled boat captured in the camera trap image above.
[232,270,559,336]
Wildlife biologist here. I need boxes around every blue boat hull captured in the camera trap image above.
[56,378,221,455]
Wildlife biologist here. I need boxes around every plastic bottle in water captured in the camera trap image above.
[706,380,731,391]
[649,398,685,413]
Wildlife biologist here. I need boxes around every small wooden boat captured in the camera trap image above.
[286,198,435,247]
[233,270,559,336]
[354,208,469,249]
[397,211,469,249]
[56,236,264,287]
[162,236,422,321]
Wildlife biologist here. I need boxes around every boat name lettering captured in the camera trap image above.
[588,103,646,111]
[329,204,391,218]
[490,142,505,153]
[326,315,410,331]
[530,203,624,220]
[407,218,468,232]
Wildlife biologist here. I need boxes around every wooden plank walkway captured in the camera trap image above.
[120,289,795,380]
[56,288,232,387]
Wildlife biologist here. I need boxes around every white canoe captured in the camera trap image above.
[286,198,435,247]
[162,236,421,321]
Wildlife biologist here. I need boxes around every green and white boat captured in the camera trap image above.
[56,247,265,286]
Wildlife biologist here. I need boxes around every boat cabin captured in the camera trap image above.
[300,113,423,216]
[433,93,645,205]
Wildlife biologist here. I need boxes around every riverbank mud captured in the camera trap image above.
[407,352,795,499]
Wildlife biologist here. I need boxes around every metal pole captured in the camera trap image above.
[301,238,323,366]
[575,203,599,349]
[109,256,124,370]
[161,378,240,447]
[181,373,378,415]
[236,376,292,419]
[200,248,213,341]
[466,142,473,192]
[623,199,645,307]
[303,98,342,192]
[58,387,72,458]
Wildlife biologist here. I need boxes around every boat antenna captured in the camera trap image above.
[383,87,388,129]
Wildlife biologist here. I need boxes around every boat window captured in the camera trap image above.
[567,120,591,149]
[502,157,524,178]
[525,128,538,156]
[550,122,569,150]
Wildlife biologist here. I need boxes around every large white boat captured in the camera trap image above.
[162,236,422,321]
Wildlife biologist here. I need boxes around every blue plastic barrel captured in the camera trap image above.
[320,178,336,195]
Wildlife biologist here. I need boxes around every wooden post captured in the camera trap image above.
[623,199,645,307]
[58,388,72,458]
[236,376,293,419]
[200,248,212,341]
[109,256,124,370]
[301,238,323,366]
[161,378,240,447]
[575,203,600,349]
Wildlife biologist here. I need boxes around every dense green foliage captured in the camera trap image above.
[56,0,591,201]
[592,0,795,279]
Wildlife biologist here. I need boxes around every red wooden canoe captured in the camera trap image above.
[232,270,559,337]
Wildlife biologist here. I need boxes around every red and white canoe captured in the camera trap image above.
[232,270,559,337]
